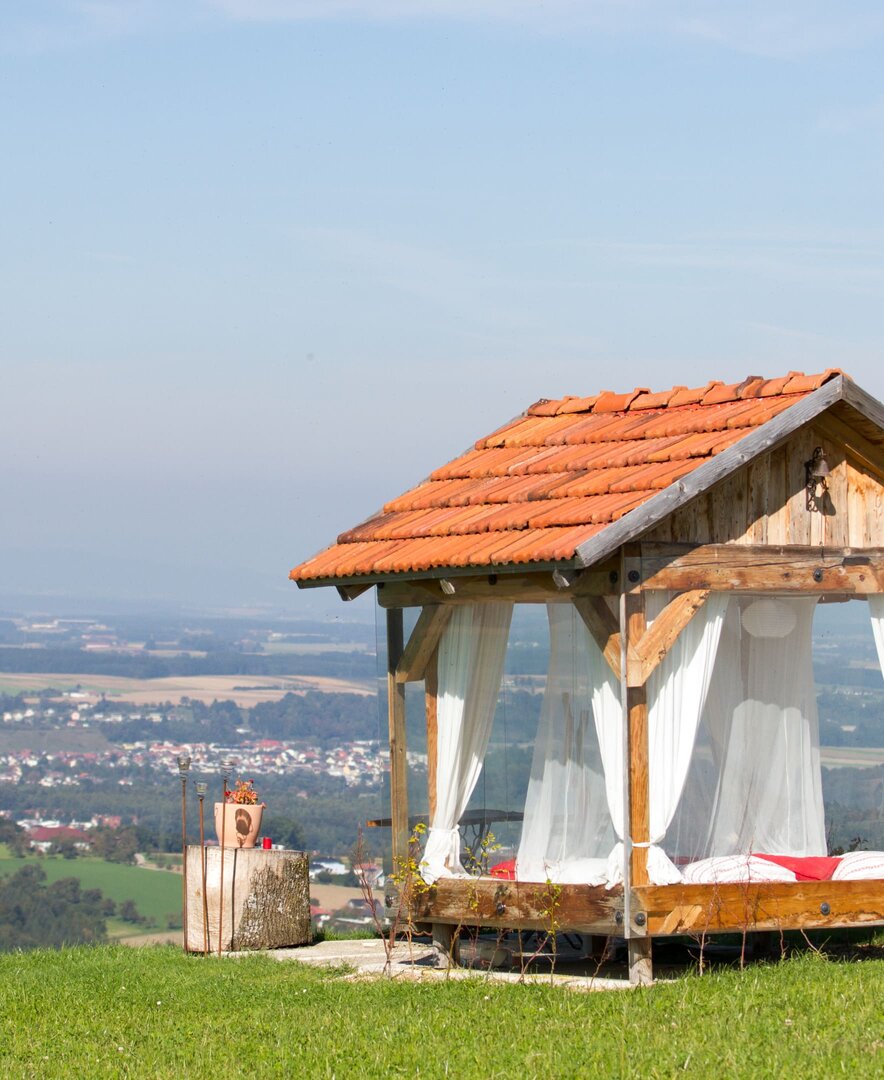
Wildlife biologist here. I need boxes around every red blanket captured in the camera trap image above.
[754,853,842,881]
[492,854,843,882]
[489,859,517,880]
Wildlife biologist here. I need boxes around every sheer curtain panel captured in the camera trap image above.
[420,602,513,883]
[642,592,728,885]
[516,605,614,885]
[870,595,884,677]
[705,597,825,858]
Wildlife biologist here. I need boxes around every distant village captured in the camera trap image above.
[0,697,389,790]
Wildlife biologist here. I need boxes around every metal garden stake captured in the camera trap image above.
[176,755,191,952]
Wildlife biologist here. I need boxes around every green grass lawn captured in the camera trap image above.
[0,853,180,930]
[0,946,881,1078]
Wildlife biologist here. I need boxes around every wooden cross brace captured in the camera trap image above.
[574,590,712,688]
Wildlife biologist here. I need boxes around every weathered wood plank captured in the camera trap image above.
[822,445,850,548]
[637,543,884,593]
[386,609,409,864]
[633,879,884,938]
[411,877,623,935]
[765,445,787,546]
[746,454,770,544]
[395,605,453,683]
[784,428,812,545]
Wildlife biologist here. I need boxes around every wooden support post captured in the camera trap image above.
[621,549,653,986]
[386,609,409,867]
[432,922,457,969]
[628,937,653,986]
[424,644,452,962]
[425,650,439,822]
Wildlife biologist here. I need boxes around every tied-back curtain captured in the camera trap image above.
[642,592,728,885]
[870,595,884,677]
[420,602,513,883]
[706,596,825,857]
[516,605,614,885]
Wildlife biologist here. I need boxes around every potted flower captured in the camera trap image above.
[214,779,265,848]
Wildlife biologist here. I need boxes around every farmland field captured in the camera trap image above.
[0,672,373,706]
[0,852,180,931]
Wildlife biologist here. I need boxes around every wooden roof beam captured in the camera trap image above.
[637,543,884,594]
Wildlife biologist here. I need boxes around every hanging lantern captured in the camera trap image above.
[741,598,797,639]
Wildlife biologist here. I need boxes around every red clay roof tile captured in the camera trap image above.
[630,387,684,410]
[525,398,560,417]
[668,381,722,407]
[556,395,599,414]
[783,369,842,394]
[593,388,648,413]
[290,370,848,582]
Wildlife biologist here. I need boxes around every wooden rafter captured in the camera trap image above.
[376,564,618,608]
[395,605,454,683]
[814,411,884,485]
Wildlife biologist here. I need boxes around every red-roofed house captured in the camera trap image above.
[291,370,884,982]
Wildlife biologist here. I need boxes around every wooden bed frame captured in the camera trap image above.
[410,877,884,943]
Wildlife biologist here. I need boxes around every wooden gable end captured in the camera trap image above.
[641,401,884,549]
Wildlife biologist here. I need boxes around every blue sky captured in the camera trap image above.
[2,2,883,614]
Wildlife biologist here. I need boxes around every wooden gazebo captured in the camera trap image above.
[290,369,884,983]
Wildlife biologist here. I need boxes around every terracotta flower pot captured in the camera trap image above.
[214,802,265,848]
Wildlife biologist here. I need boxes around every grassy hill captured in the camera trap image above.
[0,945,881,1078]
[0,852,180,932]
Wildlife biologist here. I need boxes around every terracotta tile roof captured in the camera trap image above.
[290,370,844,584]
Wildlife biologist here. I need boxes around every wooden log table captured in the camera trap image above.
[185,846,312,953]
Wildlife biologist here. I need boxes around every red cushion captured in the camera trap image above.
[754,853,842,881]
[489,859,517,880]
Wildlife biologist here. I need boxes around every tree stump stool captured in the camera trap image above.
[185,846,311,953]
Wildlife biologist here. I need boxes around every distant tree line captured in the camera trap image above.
[0,647,375,680]
[0,865,108,950]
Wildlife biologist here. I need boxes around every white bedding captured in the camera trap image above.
[681,855,798,884]
[831,850,884,880]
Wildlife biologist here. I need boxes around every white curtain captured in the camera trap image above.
[516,605,614,885]
[588,604,627,889]
[420,602,513,883]
[870,595,884,676]
[705,596,826,857]
[666,599,743,862]
[640,591,728,885]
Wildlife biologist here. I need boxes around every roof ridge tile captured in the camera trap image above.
[593,388,649,413]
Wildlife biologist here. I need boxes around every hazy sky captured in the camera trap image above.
[2,2,884,615]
